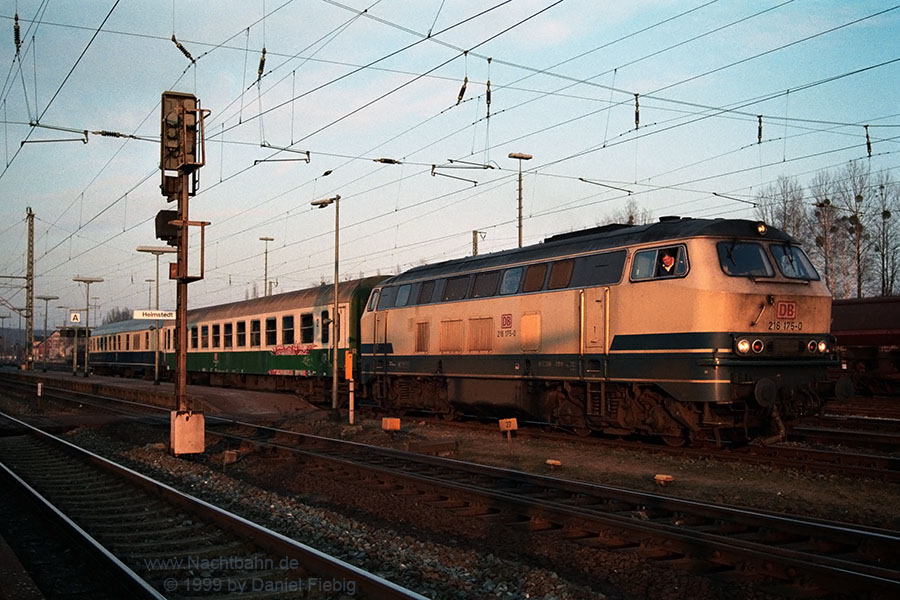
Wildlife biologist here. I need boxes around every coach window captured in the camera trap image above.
[522,263,547,292]
[201,325,209,349]
[321,311,330,345]
[236,321,246,347]
[282,316,294,345]
[717,242,774,278]
[300,313,314,343]
[190,326,198,349]
[223,323,233,348]
[418,280,435,304]
[265,317,277,346]
[500,267,523,295]
[395,284,411,307]
[145,332,150,349]
[442,275,469,301]
[471,271,500,298]
[250,320,261,347]
[548,259,574,289]
[212,324,220,348]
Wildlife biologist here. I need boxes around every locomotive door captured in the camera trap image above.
[371,310,389,400]
[583,286,608,353]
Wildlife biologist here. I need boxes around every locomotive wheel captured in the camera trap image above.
[660,433,687,447]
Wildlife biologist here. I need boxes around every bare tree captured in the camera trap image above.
[605,198,653,225]
[805,170,846,293]
[872,172,899,296]
[103,307,133,324]
[835,161,875,298]
[754,175,805,238]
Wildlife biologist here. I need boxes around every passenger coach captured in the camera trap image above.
[359,217,849,443]
[161,277,384,397]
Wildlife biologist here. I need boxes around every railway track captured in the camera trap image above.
[0,411,426,600]
[4,377,900,596]
[210,421,900,597]
[4,373,900,483]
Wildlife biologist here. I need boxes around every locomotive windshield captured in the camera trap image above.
[717,241,820,280]
[771,244,820,280]
[717,242,775,277]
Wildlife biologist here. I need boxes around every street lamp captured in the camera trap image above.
[35,295,59,372]
[0,314,8,365]
[145,279,154,309]
[137,245,177,385]
[73,277,102,377]
[508,152,532,248]
[259,236,274,296]
[311,194,340,413]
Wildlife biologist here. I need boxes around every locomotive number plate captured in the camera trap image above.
[767,320,803,331]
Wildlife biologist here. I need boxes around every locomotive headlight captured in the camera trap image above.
[818,340,828,353]
[751,339,765,353]
[807,340,817,353]
[737,339,751,354]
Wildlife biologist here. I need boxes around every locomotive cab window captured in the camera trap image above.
[717,242,774,278]
[771,244,819,280]
[631,246,688,280]
[366,289,380,312]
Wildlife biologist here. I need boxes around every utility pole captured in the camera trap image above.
[25,208,34,370]
[508,153,532,248]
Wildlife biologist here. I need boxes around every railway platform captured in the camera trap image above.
[0,365,325,421]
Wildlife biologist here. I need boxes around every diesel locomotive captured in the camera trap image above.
[358,217,851,443]
[89,217,850,443]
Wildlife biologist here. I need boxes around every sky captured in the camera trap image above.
[0,0,898,329]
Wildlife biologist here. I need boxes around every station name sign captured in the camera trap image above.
[134,310,176,320]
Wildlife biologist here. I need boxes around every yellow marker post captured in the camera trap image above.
[499,418,518,450]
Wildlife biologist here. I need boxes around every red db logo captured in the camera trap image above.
[776,301,797,320]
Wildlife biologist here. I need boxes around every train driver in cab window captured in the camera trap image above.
[656,248,677,277]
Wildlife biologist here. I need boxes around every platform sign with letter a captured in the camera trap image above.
[69,311,82,324]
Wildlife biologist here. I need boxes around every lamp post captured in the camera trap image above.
[508,152,532,248]
[137,245,177,385]
[311,194,340,413]
[35,295,59,372]
[0,314,8,365]
[73,277,102,377]
[259,236,274,296]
